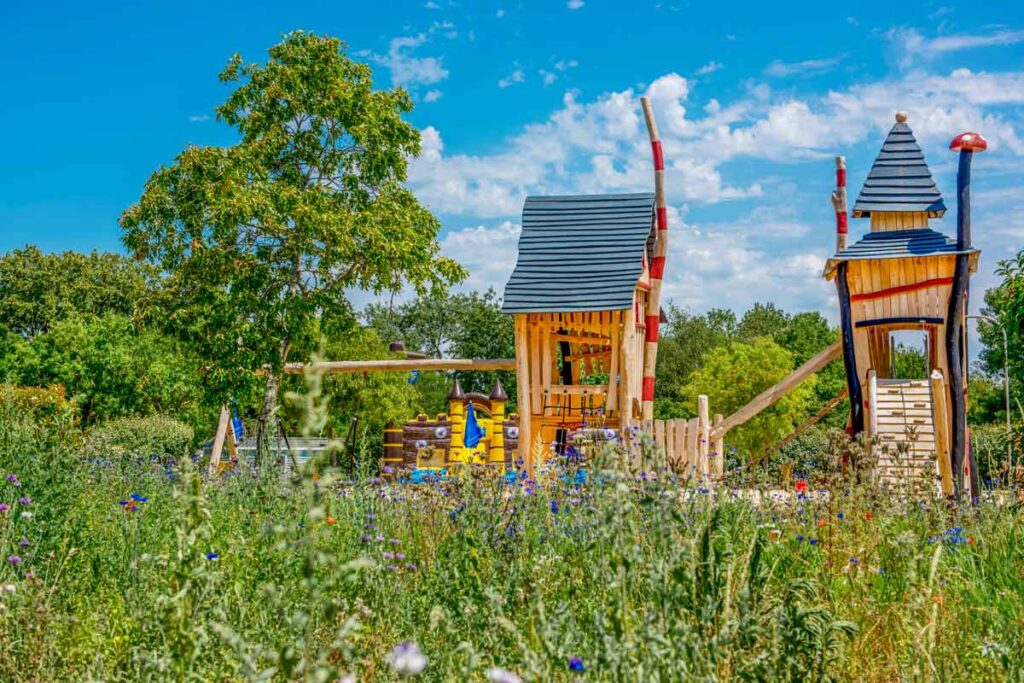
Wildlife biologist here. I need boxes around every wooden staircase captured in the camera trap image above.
[872,378,940,490]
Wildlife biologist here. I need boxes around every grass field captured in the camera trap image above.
[0,437,1022,683]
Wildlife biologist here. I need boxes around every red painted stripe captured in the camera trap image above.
[836,212,848,234]
[836,168,846,187]
[650,255,666,279]
[651,141,664,171]
[644,316,660,342]
[642,377,655,401]
[656,207,668,230]
[850,277,954,303]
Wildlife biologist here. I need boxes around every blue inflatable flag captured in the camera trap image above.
[231,411,245,441]
[407,370,420,385]
[464,402,485,449]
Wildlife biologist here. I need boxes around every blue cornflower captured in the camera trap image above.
[796,535,804,542]
[129,493,148,503]
[849,557,859,565]
[836,511,844,519]
[568,657,584,672]
[809,538,819,545]
[551,499,559,514]
[206,552,219,560]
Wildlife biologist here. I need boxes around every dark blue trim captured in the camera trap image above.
[835,264,863,436]
[854,316,944,328]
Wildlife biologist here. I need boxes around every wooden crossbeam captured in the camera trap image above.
[282,358,515,374]
[762,387,848,458]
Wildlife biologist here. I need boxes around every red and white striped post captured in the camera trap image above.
[640,96,667,423]
[831,156,848,252]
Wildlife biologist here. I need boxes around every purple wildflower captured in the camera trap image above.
[405,562,417,571]
[18,539,29,547]
[7,556,21,564]
[0,503,8,513]
[383,552,395,560]
[18,497,30,506]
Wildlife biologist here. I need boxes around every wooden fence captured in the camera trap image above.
[646,395,724,478]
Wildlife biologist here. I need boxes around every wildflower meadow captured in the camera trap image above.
[0,421,1021,682]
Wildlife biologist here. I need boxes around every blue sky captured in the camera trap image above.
[3,0,1023,331]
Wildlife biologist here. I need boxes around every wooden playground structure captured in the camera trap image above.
[208,101,986,498]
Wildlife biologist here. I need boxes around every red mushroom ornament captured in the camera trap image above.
[949,132,988,152]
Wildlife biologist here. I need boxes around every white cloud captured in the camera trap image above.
[496,8,505,18]
[893,27,1024,66]
[555,59,579,71]
[188,115,211,123]
[498,68,526,88]
[567,0,584,8]
[695,61,722,76]
[540,70,557,86]
[423,89,443,103]
[764,54,846,77]
[424,0,440,7]
[363,34,449,87]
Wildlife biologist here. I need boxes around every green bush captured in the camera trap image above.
[86,414,194,460]
[0,383,79,456]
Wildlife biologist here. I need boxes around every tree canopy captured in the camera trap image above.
[120,32,464,445]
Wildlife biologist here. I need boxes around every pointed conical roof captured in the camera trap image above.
[852,114,946,218]
[447,378,465,401]
[489,379,507,402]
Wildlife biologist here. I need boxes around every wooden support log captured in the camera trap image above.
[931,369,953,497]
[283,358,516,374]
[712,414,724,478]
[697,395,710,477]
[209,405,230,476]
[762,387,848,459]
[709,341,842,441]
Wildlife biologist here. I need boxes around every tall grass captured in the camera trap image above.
[0,378,1021,680]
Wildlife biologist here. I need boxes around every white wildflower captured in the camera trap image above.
[487,667,521,683]
[20,511,32,520]
[387,641,427,677]
[1,584,15,593]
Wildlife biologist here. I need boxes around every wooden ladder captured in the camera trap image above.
[872,378,941,491]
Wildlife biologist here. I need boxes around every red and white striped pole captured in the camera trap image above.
[640,96,667,423]
[831,156,847,252]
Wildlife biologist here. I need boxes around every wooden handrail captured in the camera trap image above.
[931,369,953,496]
[282,358,515,374]
[709,341,842,442]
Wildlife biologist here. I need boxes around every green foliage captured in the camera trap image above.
[978,250,1024,425]
[86,415,195,461]
[0,245,156,339]
[683,337,817,457]
[364,287,516,406]
[120,31,464,417]
[7,313,206,429]
[654,305,735,418]
[0,384,80,456]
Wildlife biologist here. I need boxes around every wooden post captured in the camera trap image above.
[831,156,848,252]
[209,405,230,476]
[712,414,724,479]
[867,369,878,456]
[514,315,534,473]
[686,418,699,480]
[697,395,710,477]
[931,369,953,496]
[640,96,668,422]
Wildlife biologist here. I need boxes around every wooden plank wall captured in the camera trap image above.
[648,396,713,478]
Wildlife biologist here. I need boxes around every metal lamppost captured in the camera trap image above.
[967,314,1012,474]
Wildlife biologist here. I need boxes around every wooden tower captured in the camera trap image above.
[824,113,984,497]
[501,98,669,470]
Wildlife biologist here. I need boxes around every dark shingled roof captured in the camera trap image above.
[852,121,946,218]
[501,193,655,313]
[823,228,977,279]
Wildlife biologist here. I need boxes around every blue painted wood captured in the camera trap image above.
[828,229,976,264]
[502,193,655,314]
[852,122,946,217]
[854,316,944,328]
[835,263,864,436]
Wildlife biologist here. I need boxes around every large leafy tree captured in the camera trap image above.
[120,32,464,452]
[979,249,1024,422]
[0,246,155,338]
[681,337,816,458]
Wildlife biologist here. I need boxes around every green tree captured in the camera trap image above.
[654,304,736,417]
[0,246,155,338]
[978,250,1024,425]
[120,32,464,458]
[9,313,205,429]
[681,337,816,458]
[737,302,790,344]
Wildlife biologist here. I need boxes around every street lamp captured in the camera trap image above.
[967,314,1012,474]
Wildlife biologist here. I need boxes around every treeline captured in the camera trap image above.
[0,243,1018,466]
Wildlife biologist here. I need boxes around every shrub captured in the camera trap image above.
[86,414,194,461]
[0,383,79,456]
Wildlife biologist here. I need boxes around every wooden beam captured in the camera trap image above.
[931,369,953,496]
[514,316,533,473]
[762,387,848,459]
[209,405,230,476]
[697,395,710,476]
[709,341,842,441]
[282,358,516,374]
